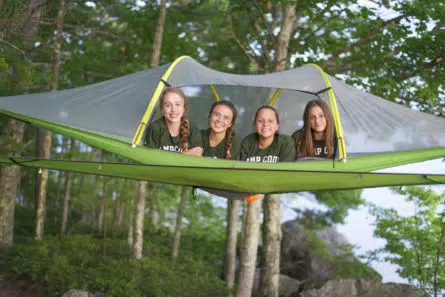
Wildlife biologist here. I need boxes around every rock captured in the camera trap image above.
[253,268,301,297]
[298,279,423,297]
[61,290,94,297]
[280,220,380,282]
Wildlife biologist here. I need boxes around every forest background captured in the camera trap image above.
[0,0,444,297]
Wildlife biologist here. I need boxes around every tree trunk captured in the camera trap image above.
[134,180,147,260]
[128,212,134,247]
[0,0,44,250]
[274,5,298,72]
[150,0,167,68]
[235,198,262,297]
[35,0,67,240]
[97,178,106,232]
[60,171,71,235]
[172,186,188,263]
[61,139,75,235]
[259,194,281,297]
[225,199,240,295]
[0,120,24,251]
[258,5,298,296]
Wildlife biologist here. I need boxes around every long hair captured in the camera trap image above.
[159,87,190,151]
[208,100,237,159]
[294,99,335,158]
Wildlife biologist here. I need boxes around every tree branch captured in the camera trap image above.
[0,38,29,61]
[395,56,444,82]
[321,15,403,68]
[227,19,265,72]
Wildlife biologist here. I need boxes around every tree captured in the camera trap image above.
[236,198,262,297]
[61,139,75,235]
[35,0,68,240]
[172,186,188,263]
[370,186,445,297]
[133,180,146,260]
[225,199,240,295]
[0,0,45,251]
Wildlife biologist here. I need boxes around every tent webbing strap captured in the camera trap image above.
[308,63,347,160]
[210,84,221,101]
[268,89,282,106]
[132,55,191,145]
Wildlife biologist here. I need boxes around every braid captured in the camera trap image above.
[179,116,190,151]
[224,126,234,159]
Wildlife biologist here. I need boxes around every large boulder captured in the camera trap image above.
[281,220,380,282]
[253,268,301,297]
[61,290,94,297]
[298,279,424,297]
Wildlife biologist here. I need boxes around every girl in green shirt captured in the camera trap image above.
[240,105,295,163]
[292,99,336,159]
[201,101,242,160]
[144,88,202,156]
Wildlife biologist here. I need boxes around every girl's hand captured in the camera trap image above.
[184,147,203,157]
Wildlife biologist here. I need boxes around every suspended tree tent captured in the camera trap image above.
[0,56,444,193]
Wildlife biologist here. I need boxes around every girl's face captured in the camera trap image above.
[209,104,233,134]
[162,92,185,124]
[254,108,279,139]
[309,106,327,134]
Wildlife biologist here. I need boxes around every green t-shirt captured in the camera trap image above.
[143,117,202,153]
[240,133,295,163]
[293,129,329,159]
[200,128,242,160]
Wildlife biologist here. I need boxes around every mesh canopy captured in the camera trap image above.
[0,56,444,156]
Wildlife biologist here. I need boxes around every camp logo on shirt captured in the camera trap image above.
[315,146,327,156]
[161,145,183,153]
[245,155,279,163]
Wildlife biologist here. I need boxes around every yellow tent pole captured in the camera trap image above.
[307,64,347,160]
[210,84,221,101]
[268,89,282,106]
[132,56,190,146]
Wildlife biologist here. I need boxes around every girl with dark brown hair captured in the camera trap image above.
[201,100,242,160]
[240,105,295,163]
[292,99,336,159]
[144,87,202,156]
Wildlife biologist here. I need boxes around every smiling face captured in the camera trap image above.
[254,107,279,139]
[209,104,234,134]
[161,92,185,124]
[309,106,327,136]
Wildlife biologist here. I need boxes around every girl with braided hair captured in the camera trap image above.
[292,99,336,159]
[201,100,242,160]
[144,87,202,156]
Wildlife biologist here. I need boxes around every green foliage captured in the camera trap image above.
[370,186,445,296]
[8,235,228,297]
[301,190,364,225]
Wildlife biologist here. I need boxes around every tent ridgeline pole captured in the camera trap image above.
[268,89,282,106]
[131,56,191,146]
[307,64,347,160]
[210,84,221,101]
